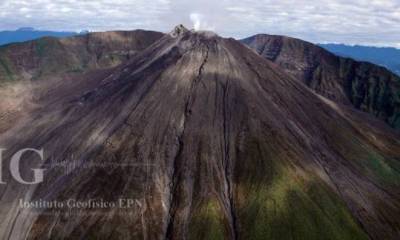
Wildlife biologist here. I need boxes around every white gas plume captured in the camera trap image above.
[189,13,215,31]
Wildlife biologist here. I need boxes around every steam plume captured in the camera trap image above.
[189,13,214,31]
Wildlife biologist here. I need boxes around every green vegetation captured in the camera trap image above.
[229,136,369,240]
[236,168,369,240]
[364,150,400,185]
[0,54,15,81]
[326,123,400,186]
[35,38,48,57]
[189,199,227,240]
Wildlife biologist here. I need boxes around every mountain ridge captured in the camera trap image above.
[0,29,165,83]
[241,34,400,129]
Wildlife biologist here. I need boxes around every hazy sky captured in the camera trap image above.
[0,0,399,47]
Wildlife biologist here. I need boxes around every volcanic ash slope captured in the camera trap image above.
[0,26,400,240]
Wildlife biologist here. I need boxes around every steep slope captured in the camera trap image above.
[0,26,399,240]
[241,35,400,129]
[0,30,164,82]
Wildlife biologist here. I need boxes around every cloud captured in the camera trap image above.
[0,0,170,31]
[0,0,399,47]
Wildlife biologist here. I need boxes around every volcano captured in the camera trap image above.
[0,26,400,240]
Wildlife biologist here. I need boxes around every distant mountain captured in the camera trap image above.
[0,27,80,46]
[242,35,400,129]
[319,44,400,75]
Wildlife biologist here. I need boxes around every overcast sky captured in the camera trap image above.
[0,0,399,47]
